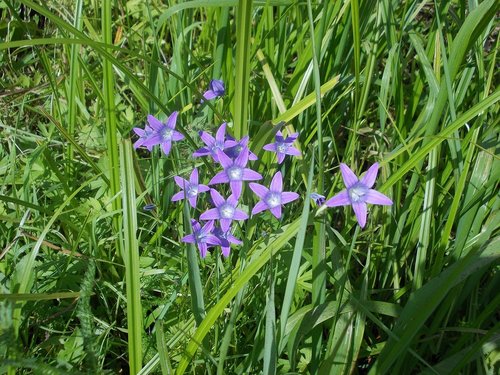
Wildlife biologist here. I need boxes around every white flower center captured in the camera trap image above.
[187,186,198,197]
[162,128,173,141]
[211,143,223,154]
[220,204,235,219]
[195,231,205,242]
[235,145,243,153]
[228,166,242,180]
[266,192,281,208]
[348,184,368,203]
[277,143,287,153]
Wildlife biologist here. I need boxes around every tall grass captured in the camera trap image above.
[0,0,498,374]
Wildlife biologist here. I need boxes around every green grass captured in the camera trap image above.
[0,1,499,374]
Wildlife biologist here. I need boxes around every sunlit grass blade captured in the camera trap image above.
[233,0,253,138]
[66,0,83,177]
[102,1,122,227]
[120,140,143,374]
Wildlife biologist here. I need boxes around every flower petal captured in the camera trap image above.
[133,127,145,137]
[166,111,178,130]
[171,191,186,202]
[205,234,221,246]
[200,131,215,147]
[188,196,197,208]
[201,220,215,234]
[248,150,258,160]
[352,202,368,228]
[263,143,277,152]
[171,131,184,141]
[209,171,229,185]
[220,218,232,232]
[270,172,283,193]
[216,123,226,144]
[340,163,359,188]
[193,147,210,157]
[281,192,299,204]
[198,184,210,193]
[251,201,269,215]
[200,208,220,220]
[181,234,195,243]
[198,243,208,258]
[365,189,393,205]
[235,146,249,167]
[249,183,268,199]
[242,169,263,181]
[227,233,242,245]
[221,245,231,257]
[210,189,225,207]
[270,206,282,219]
[210,79,225,94]
[360,163,379,188]
[277,152,285,164]
[230,180,242,199]
[174,176,189,189]
[217,150,233,169]
[325,190,350,207]
[189,168,198,186]
[233,209,248,220]
[203,90,217,100]
[147,115,163,131]
[161,141,172,155]
[285,146,301,157]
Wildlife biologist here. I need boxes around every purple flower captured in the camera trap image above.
[224,135,258,161]
[132,125,154,151]
[212,226,242,257]
[209,148,263,199]
[171,167,210,208]
[263,131,301,164]
[200,189,248,232]
[325,163,393,228]
[310,192,326,205]
[142,112,184,156]
[193,123,237,162]
[202,79,225,101]
[249,171,300,219]
[181,219,220,258]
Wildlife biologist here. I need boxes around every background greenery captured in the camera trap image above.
[0,0,498,374]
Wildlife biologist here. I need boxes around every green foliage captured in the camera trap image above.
[0,0,498,374]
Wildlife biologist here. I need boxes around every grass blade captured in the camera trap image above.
[233,0,253,138]
[120,140,143,374]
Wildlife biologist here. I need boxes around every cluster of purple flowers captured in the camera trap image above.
[178,122,300,258]
[133,80,301,258]
[133,79,393,258]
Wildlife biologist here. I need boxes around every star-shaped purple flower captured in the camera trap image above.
[171,167,210,208]
[209,148,263,199]
[202,79,225,101]
[263,131,301,164]
[224,135,258,161]
[200,189,248,232]
[142,112,184,156]
[193,123,237,162]
[132,124,154,151]
[181,219,220,258]
[212,226,242,257]
[325,163,393,228]
[249,171,300,219]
